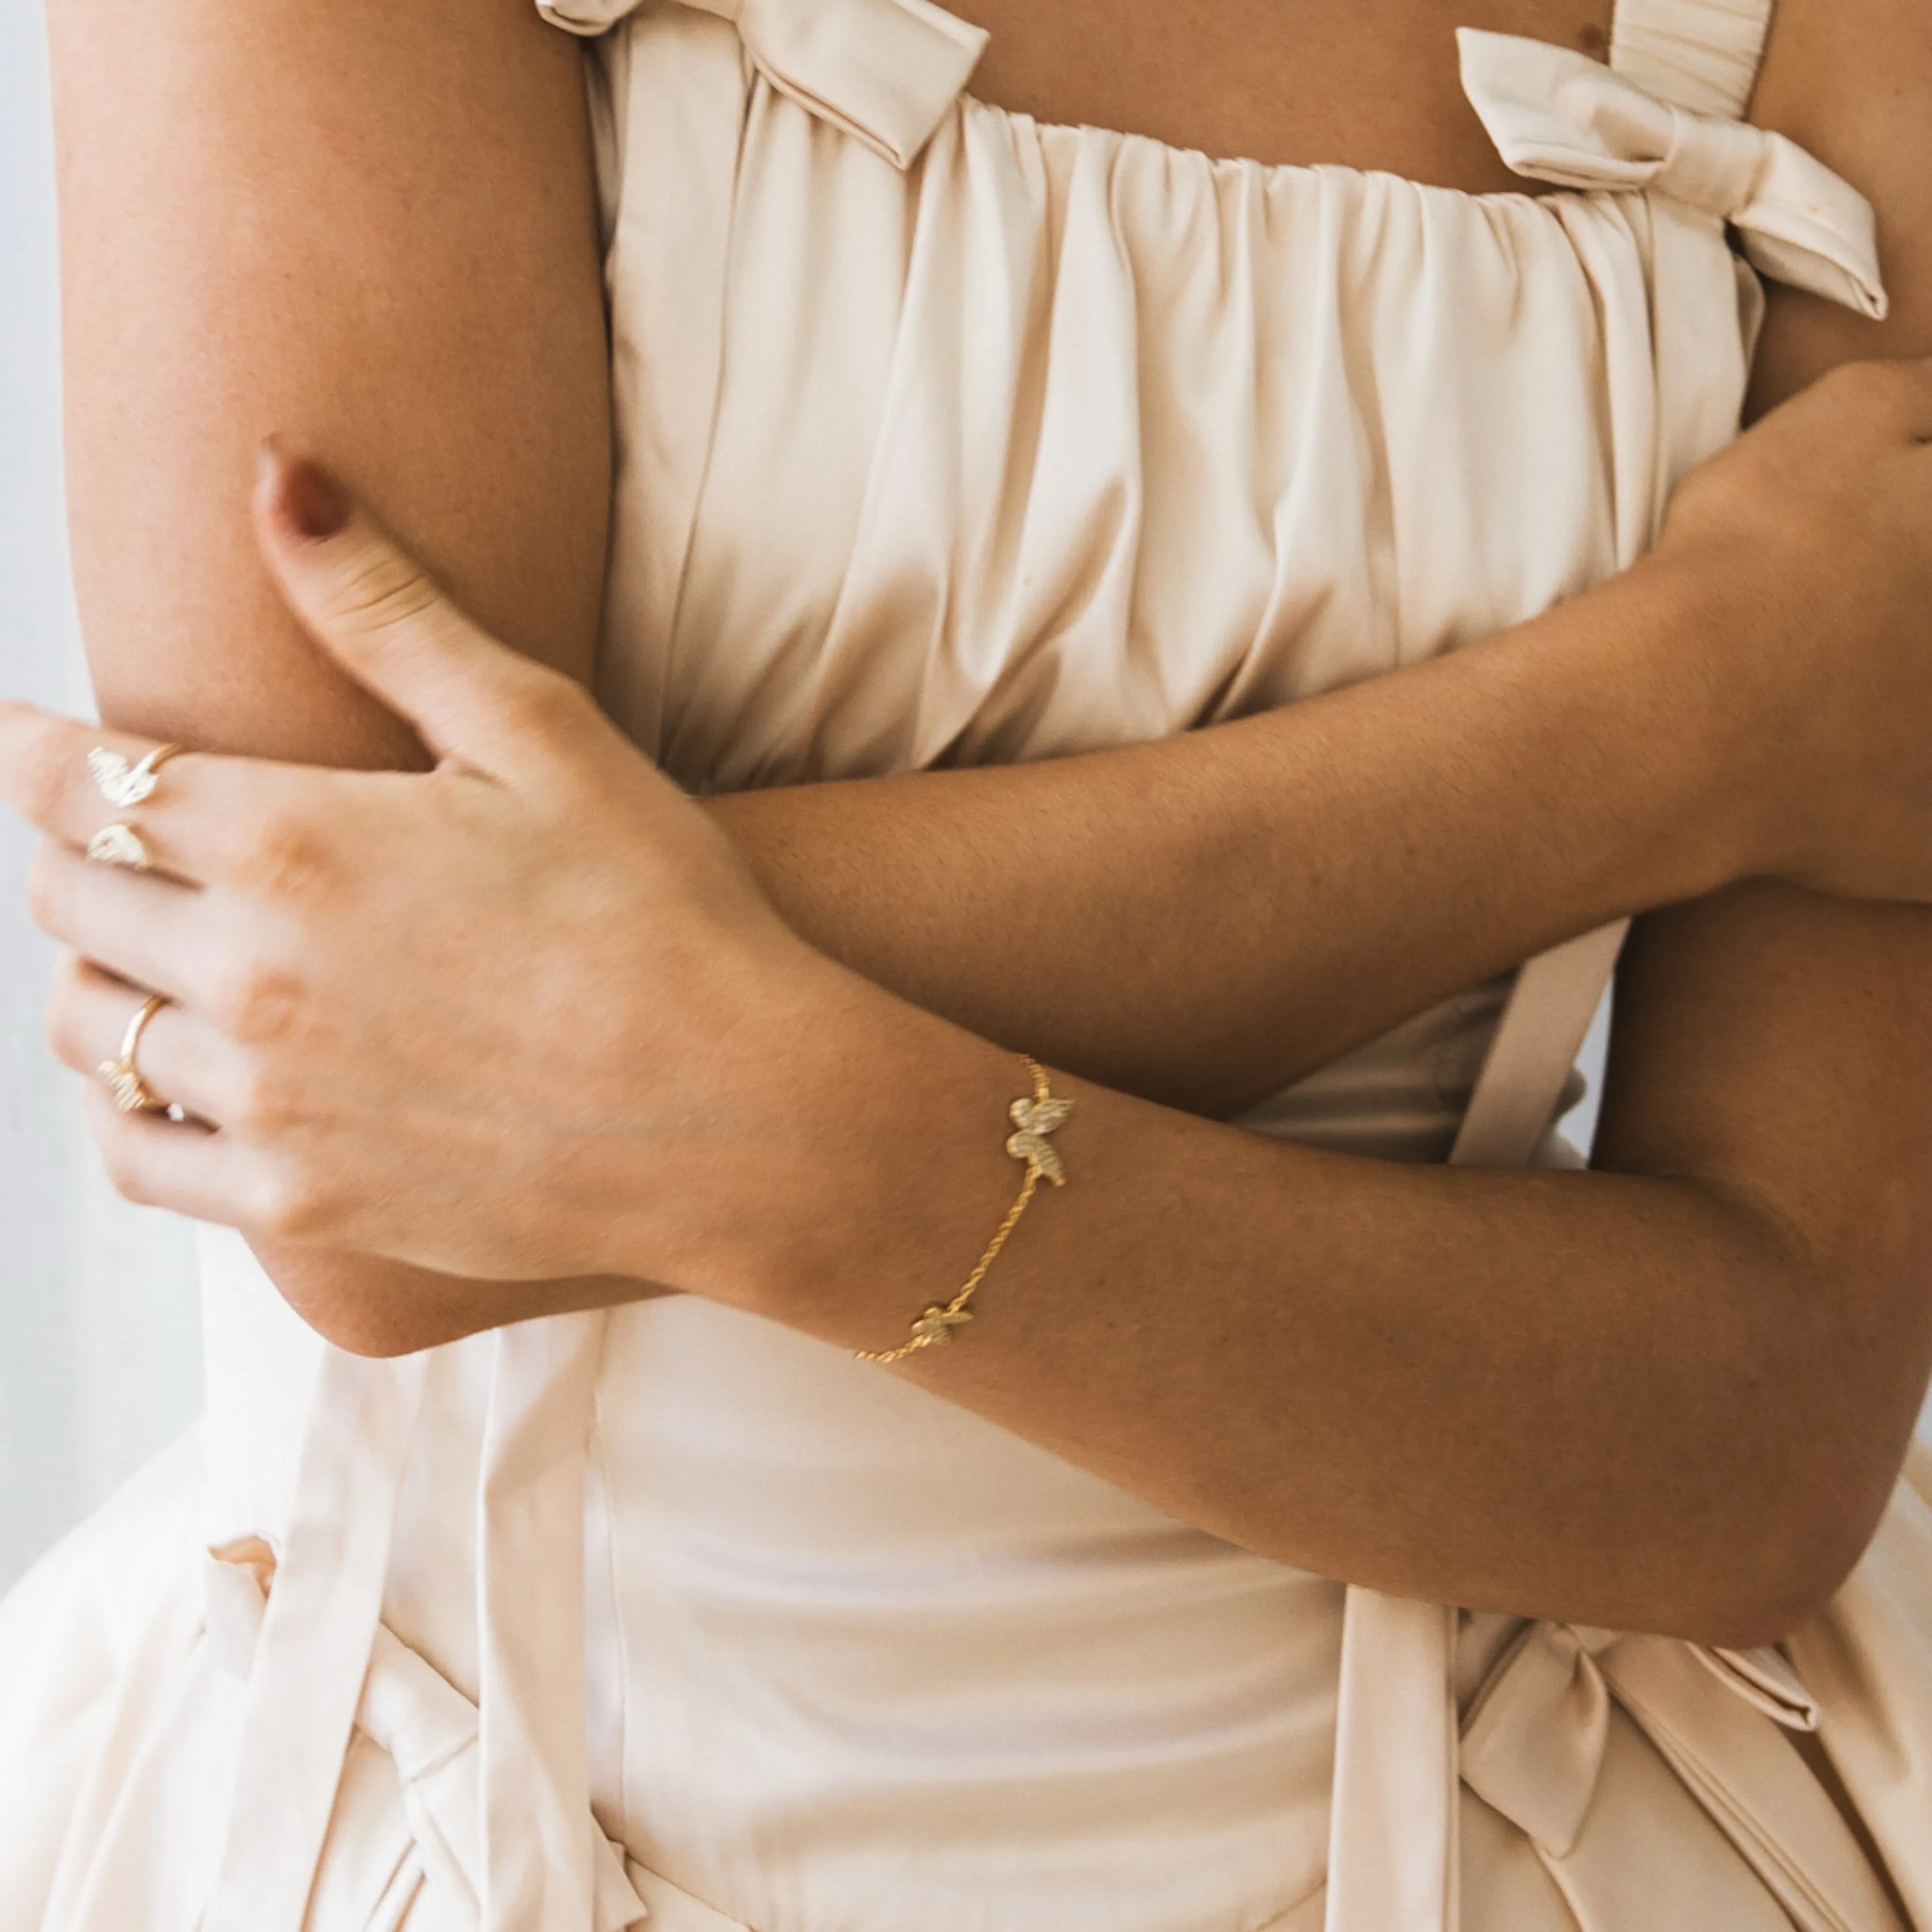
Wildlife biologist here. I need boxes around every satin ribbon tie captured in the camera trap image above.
[203,1531,645,1932]
[200,1349,430,1932]
[1457,28,1888,320]
[1459,1621,1823,1862]
[1460,1622,1617,1858]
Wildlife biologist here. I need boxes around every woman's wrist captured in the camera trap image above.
[1462,550,1771,913]
[638,957,1030,1338]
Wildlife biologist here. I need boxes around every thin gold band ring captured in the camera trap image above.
[98,993,170,1115]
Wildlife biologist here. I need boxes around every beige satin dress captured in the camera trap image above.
[5,2,1930,1929]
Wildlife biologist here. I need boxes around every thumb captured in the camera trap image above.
[252,438,583,778]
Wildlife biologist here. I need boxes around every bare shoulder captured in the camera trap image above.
[1749,0,1932,408]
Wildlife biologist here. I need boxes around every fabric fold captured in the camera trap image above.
[1458,29,1887,318]
[199,1347,429,1932]
[477,1313,615,1932]
[205,1540,647,1932]
[541,0,985,168]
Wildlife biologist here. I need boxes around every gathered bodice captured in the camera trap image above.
[560,0,1875,791]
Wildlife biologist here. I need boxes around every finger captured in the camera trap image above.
[80,1077,248,1229]
[0,694,385,895]
[0,701,226,883]
[27,840,213,1008]
[47,955,247,1129]
[252,438,601,785]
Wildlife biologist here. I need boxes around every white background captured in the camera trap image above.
[1,0,202,1595]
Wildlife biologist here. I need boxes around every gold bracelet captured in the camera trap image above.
[854,1054,1072,1365]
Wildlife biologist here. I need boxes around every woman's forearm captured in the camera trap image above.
[711,921,1932,1648]
[709,551,1754,1118]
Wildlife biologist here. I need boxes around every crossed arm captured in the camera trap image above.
[41,0,1932,1639]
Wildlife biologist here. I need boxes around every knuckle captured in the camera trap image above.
[252,1163,332,1246]
[210,953,306,1044]
[1821,356,1909,419]
[234,811,332,900]
[226,1062,299,1140]
[323,538,445,639]
[99,1126,157,1208]
[42,977,86,1069]
[511,668,595,750]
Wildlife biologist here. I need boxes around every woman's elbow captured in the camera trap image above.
[1685,1387,1916,1650]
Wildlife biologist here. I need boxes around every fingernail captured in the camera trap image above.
[259,440,352,542]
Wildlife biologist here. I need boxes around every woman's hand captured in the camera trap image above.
[2,448,872,1331]
[1648,354,1932,903]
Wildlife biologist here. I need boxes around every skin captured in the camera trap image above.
[13,410,1932,1667]
[17,0,1932,1647]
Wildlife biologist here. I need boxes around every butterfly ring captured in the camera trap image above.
[87,742,185,811]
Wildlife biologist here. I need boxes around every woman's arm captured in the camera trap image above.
[51,0,610,755]
[25,591,1923,1647]
[775,5,1932,1642]
[50,0,1930,1152]
[708,568,1734,1119]
[762,2,1932,1644]
[47,0,623,1324]
[18,419,1932,1643]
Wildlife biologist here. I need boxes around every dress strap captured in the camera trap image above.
[475,1313,613,1932]
[1609,0,1773,119]
[1449,920,1627,1167]
[540,0,988,169]
[199,1349,430,1932]
[1458,27,1888,319]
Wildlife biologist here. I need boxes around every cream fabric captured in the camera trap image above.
[0,2,1920,1930]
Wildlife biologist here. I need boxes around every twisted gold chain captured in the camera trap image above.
[854,1054,1070,1365]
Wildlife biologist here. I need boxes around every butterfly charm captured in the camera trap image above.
[97,1056,158,1115]
[909,1303,974,1345]
[1005,1093,1074,1185]
[86,823,152,872]
[88,746,169,809]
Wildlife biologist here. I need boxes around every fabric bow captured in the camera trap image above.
[1451,1620,1903,1931]
[1460,1622,1620,1857]
[204,1543,646,1932]
[1458,28,1888,319]
[1458,1624,1819,1857]
[541,0,987,170]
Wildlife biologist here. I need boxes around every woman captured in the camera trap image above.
[3,0,1932,1924]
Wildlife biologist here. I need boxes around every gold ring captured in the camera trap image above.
[87,822,154,872]
[87,742,185,810]
[98,993,170,1115]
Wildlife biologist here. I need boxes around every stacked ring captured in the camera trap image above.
[85,742,183,872]
[98,993,172,1116]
